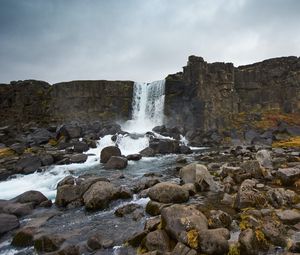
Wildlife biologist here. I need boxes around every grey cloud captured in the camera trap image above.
[0,0,299,84]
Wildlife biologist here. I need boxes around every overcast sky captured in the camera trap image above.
[0,0,299,84]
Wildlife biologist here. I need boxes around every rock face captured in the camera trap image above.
[0,80,133,127]
[164,56,300,132]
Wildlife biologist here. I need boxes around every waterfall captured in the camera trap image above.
[122,80,165,133]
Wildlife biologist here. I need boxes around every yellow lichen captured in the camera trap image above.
[0,148,15,158]
[24,147,33,154]
[136,246,147,254]
[227,244,240,255]
[255,229,268,248]
[272,136,300,148]
[48,138,58,146]
[187,229,199,249]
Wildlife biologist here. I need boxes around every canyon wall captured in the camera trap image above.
[164,56,300,132]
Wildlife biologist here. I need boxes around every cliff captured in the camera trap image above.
[0,80,133,128]
[164,56,300,133]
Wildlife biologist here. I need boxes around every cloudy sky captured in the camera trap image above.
[0,0,299,84]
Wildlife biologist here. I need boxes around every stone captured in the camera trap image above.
[149,139,180,154]
[277,167,300,185]
[171,242,197,255]
[40,154,54,166]
[148,182,189,203]
[235,179,267,209]
[146,200,171,216]
[15,155,42,174]
[180,163,218,191]
[100,146,121,163]
[140,147,156,157]
[145,230,172,253]
[73,141,89,153]
[26,128,54,145]
[144,216,161,232]
[198,228,230,255]
[105,156,128,169]
[57,124,82,140]
[0,213,19,235]
[127,230,148,247]
[34,233,65,252]
[2,202,33,217]
[240,160,263,179]
[208,210,232,229]
[179,145,192,154]
[11,190,48,207]
[11,226,36,247]
[83,181,119,210]
[266,188,297,208]
[9,143,25,154]
[182,183,197,196]
[69,153,88,163]
[276,209,300,224]
[161,204,208,243]
[256,149,273,169]
[114,203,144,220]
[126,153,142,161]
[87,234,114,250]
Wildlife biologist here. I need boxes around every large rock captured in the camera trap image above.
[105,156,128,169]
[149,139,180,154]
[161,204,208,242]
[57,124,82,140]
[12,226,36,247]
[83,181,119,210]
[179,163,218,191]
[55,175,105,207]
[34,233,65,252]
[26,128,54,145]
[145,229,172,253]
[100,146,121,163]
[69,153,88,163]
[15,155,42,174]
[11,190,48,207]
[0,213,19,235]
[277,167,300,185]
[148,182,189,203]
[256,149,273,169]
[235,179,267,209]
[276,209,300,224]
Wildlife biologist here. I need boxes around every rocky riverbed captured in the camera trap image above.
[0,121,300,255]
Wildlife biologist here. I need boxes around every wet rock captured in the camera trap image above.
[277,167,300,185]
[276,209,300,224]
[199,228,230,255]
[239,228,269,255]
[40,154,54,166]
[149,139,180,154]
[144,216,161,232]
[148,182,189,203]
[115,203,144,221]
[11,190,48,207]
[56,176,106,207]
[105,156,128,169]
[171,242,197,255]
[127,230,148,247]
[256,149,273,169]
[146,200,171,216]
[26,128,54,145]
[145,229,172,253]
[140,147,156,157]
[180,163,218,191]
[208,210,232,229]
[0,213,19,235]
[126,153,142,161]
[34,233,65,252]
[117,186,133,199]
[15,155,42,174]
[10,143,25,154]
[2,202,33,217]
[235,179,267,209]
[73,141,89,153]
[11,226,36,247]
[161,204,208,243]
[83,181,119,210]
[179,145,192,154]
[182,183,197,196]
[100,146,121,163]
[69,153,88,163]
[134,177,160,193]
[87,234,114,251]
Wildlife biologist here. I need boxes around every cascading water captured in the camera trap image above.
[122,80,165,133]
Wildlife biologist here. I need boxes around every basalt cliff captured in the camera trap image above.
[0,56,300,139]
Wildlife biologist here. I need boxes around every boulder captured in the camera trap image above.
[148,182,189,203]
[26,128,54,145]
[11,226,36,247]
[235,179,267,209]
[149,139,180,154]
[145,229,172,253]
[83,181,119,210]
[100,146,121,163]
[161,204,208,243]
[11,190,48,207]
[69,153,88,163]
[140,147,156,157]
[15,155,41,174]
[146,200,172,216]
[0,213,19,235]
[114,203,144,221]
[126,153,142,161]
[10,143,25,154]
[256,149,273,169]
[179,145,192,154]
[277,167,300,185]
[276,209,300,224]
[105,156,128,169]
[73,141,89,153]
[40,154,54,166]
[208,210,232,229]
[57,124,82,140]
[240,160,263,179]
[2,202,33,217]
[180,163,218,191]
[87,233,114,250]
[171,242,197,255]
[34,233,65,252]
